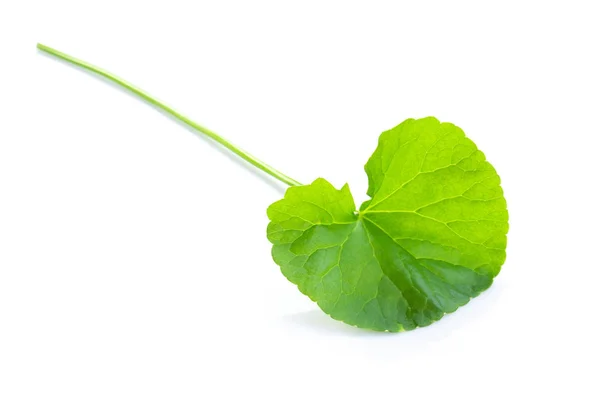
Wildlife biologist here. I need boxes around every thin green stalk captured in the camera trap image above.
[37,43,302,187]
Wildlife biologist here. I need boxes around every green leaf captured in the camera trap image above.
[267,117,508,332]
[37,46,508,332]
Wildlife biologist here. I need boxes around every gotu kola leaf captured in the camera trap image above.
[38,44,508,333]
[267,117,508,332]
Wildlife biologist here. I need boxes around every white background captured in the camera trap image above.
[1,1,599,411]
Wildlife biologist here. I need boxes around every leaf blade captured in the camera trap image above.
[267,117,508,331]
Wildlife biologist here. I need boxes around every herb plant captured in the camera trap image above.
[38,43,508,332]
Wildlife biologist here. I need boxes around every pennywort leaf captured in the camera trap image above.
[38,44,508,333]
[267,118,508,331]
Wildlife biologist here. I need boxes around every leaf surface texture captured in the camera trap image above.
[267,117,508,331]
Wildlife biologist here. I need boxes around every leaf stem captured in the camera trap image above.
[37,43,302,187]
